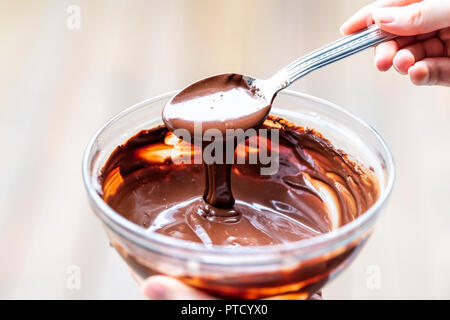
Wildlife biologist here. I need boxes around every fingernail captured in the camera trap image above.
[142,281,167,299]
[373,8,395,24]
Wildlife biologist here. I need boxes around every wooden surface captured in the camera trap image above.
[1,0,449,299]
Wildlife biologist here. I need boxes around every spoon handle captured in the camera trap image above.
[274,25,397,90]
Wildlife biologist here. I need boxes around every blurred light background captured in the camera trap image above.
[1,0,449,299]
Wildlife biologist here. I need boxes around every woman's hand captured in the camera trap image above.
[341,0,450,86]
[134,272,322,300]
[141,275,215,300]
[129,269,213,299]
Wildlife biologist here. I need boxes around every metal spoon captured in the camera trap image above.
[248,25,396,98]
[163,25,396,134]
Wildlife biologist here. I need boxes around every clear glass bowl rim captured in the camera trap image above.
[82,90,395,266]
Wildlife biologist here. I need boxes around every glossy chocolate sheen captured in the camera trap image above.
[100,116,379,247]
[162,73,271,135]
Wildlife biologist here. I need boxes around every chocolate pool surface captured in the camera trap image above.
[100,116,379,247]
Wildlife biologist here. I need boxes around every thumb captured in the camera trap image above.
[373,1,450,36]
[141,275,215,300]
[408,57,450,86]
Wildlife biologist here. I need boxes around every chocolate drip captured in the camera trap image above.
[203,162,234,208]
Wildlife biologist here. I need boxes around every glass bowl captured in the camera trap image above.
[82,90,394,299]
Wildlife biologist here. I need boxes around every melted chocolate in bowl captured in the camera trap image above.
[97,82,381,299]
[102,117,379,247]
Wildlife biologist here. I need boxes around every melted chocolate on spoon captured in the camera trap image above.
[162,74,271,136]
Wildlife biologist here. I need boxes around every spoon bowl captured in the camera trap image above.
[162,73,272,137]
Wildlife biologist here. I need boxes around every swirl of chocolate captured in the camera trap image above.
[100,116,379,247]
